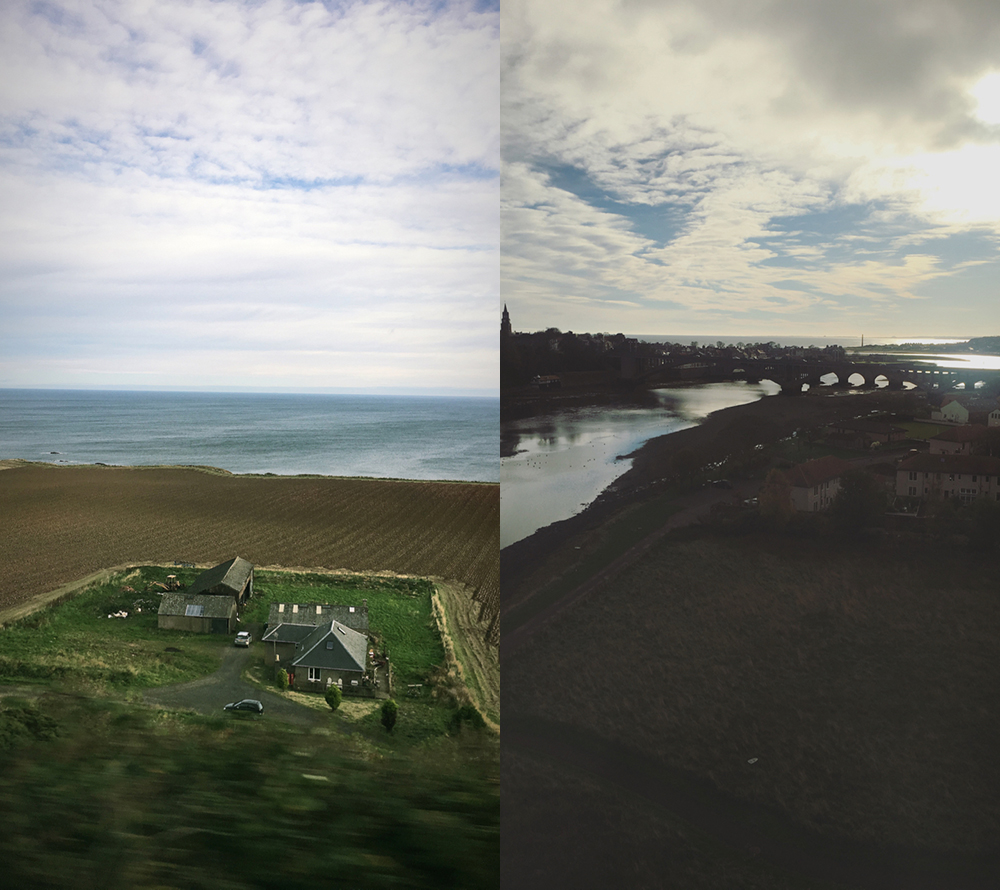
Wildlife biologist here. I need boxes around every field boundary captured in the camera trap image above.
[431,586,500,733]
[0,564,137,627]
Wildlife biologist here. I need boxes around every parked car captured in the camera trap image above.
[224,699,263,715]
[234,631,252,647]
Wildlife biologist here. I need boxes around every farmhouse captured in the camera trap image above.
[186,557,254,612]
[262,603,377,694]
[158,593,237,634]
[266,600,368,634]
[896,453,1000,503]
[786,455,852,512]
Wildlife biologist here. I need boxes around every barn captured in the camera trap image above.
[157,593,237,634]
[186,557,254,613]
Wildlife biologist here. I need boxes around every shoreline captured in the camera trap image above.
[501,387,924,597]
[0,458,496,486]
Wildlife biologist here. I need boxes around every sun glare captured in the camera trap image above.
[971,71,1000,125]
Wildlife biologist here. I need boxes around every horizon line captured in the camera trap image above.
[0,384,499,398]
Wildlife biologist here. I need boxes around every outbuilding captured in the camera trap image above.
[157,593,237,634]
[187,557,254,612]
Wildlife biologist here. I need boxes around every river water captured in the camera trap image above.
[500,350,1000,549]
[500,380,780,548]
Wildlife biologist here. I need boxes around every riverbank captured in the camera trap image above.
[501,387,924,604]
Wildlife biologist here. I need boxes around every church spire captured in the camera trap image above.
[501,304,512,338]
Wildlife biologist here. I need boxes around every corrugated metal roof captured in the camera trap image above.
[158,593,235,619]
[187,557,253,597]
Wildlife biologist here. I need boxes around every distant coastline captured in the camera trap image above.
[845,335,1000,356]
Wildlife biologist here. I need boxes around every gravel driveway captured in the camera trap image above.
[142,646,323,728]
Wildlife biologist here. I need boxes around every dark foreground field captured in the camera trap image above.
[0,461,499,641]
[504,531,1000,888]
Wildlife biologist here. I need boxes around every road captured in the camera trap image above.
[142,645,323,728]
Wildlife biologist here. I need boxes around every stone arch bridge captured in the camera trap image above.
[635,355,1000,394]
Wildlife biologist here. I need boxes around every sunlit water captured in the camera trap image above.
[500,381,780,548]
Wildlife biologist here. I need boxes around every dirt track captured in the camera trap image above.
[142,646,322,728]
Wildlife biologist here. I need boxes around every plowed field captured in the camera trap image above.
[0,462,499,641]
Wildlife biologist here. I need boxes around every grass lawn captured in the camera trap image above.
[897,419,951,439]
[0,567,447,695]
[0,693,498,889]
[249,570,445,688]
[0,566,224,689]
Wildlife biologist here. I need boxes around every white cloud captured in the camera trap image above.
[502,0,1000,336]
[0,0,498,393]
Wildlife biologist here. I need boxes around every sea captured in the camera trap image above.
[0,389,499,483]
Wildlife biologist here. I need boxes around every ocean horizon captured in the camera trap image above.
[0,389,498,483]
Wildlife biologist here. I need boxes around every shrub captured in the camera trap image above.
[324,684,342,711]
[448,704,486,734]
[380,699,398,733]
[276,668,289,691]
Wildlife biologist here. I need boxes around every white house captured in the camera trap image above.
[785,455,852,512]
[932,397,970,425]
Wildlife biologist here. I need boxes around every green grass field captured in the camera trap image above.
[249,570,444,688]
[0,567,447,693]
[0,693,498,889]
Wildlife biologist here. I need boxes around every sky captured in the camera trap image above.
[503,0,1000,345]
[0,0,498,396]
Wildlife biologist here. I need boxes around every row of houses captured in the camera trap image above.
[777,452,1000,514]
[156,558,380,695]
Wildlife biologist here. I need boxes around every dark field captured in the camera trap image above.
[0,462,499,640]
[504,531,1000,887]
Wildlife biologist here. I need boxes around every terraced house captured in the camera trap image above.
[896,454,1000,504]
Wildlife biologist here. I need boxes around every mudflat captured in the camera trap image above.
[502,387,922,598]
[0,462,499,637]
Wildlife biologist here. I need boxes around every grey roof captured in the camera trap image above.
[158,593,235,619]
[291,621,368,673]
[261,622,316,645]
[187,557,253,597]
[266,602,368,633]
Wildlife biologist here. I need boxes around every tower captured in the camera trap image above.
[501,304,512,338]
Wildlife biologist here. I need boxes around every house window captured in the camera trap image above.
[908,487,917,496]
[308,667,321,682]
[278,604,284,613]
[351,679,359,686]
[972,476,978,482]
[316,605,322,615]
[292,605,298,613]
[908,471,917,481]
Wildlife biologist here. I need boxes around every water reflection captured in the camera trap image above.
[501,381,780,548]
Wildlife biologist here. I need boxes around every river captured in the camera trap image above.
[500,380,780,548]
[500,349,1000,549]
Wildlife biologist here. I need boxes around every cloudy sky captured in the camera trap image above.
[503,0,1000,344]
[0,0,497,395]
